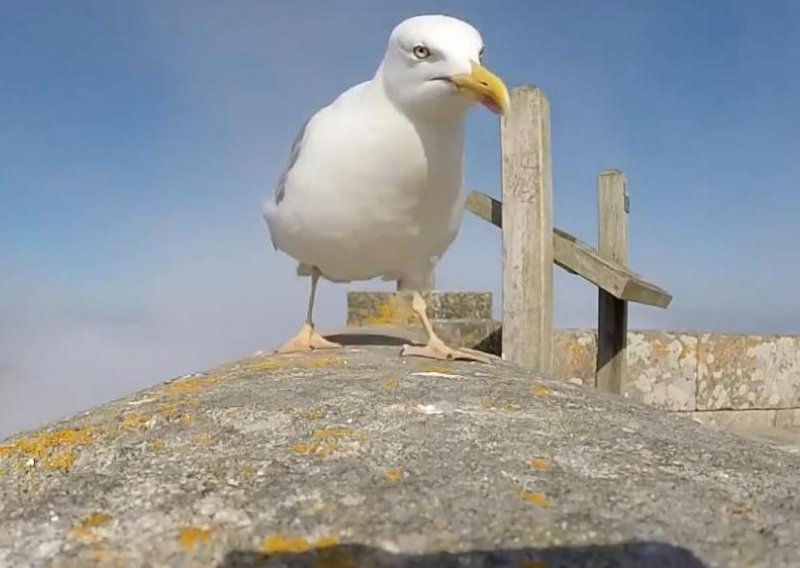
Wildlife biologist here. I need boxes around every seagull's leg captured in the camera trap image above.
[276,268,341,353]
[400,290,488,363]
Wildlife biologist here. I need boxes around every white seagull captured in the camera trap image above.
[263,14,509,361]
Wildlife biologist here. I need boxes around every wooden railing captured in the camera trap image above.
[466,85,672,393]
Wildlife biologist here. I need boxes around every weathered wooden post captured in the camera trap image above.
[596,170,629,392]
[501,86,554,372]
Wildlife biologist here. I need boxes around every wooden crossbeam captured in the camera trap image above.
[465,190,672,309]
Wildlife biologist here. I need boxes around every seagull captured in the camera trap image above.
[263,14,509,361]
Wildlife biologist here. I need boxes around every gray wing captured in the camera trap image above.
[274,115,312,205]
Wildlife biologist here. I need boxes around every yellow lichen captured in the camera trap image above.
[44,451,77,471]
[518,491,551,508]
[1,427,94,471]
[304,408,326,421]
[528,457,549,471]
[80,512,112,528]
[193,434,214,446]
[421,365,453,373]
[725,503,756,517]
[530,385,550,397]
[383,376,399,391]
[312,427,358,440]
[362,295,417,326]
[72,512,112,543]
[150,440,165,451]
[290,443,341,456]
[302,356,346,369]
[179,526,213,549]
[384,468,403,482]
[261,534,339,555]
[162,375,220,396]
[481,398,521,411]
[119,414,150,432]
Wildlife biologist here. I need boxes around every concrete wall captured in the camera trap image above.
[554,330,800,427]
[345,291,800,430]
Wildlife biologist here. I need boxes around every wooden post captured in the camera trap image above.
[596,170,629,392]
[500,86,554,372]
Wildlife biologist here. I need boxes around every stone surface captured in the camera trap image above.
[624,332,697,411]
[346,291,500,355]
[346,291,493,325]
[552,330,596,386]
[552,330,698,410]
[345,292,800,414]
[688,410,777,431]
[697,334,800,410]
[776,408,800,429]
[2,339,800,567]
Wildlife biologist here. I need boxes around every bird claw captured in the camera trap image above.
[400,338,489,363]
[276,323,342,354]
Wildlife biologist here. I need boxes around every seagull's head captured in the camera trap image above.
[378,15,510,121]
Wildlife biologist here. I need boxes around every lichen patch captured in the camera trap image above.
[261,534,339,555]
[518,491,552,508]
[179,526,213,549]
[71,512,112,543]
[0,427,94,472]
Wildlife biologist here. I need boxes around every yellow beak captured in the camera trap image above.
[449,61,510,115]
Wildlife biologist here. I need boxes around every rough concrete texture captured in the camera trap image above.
[2,338,800,567]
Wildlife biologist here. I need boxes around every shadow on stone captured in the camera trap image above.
[219,540,708,568]
[325,332,411,347]
[324,325,425,347]
[473,324,501,356]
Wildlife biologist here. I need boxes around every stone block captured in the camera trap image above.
[623,331,698,411]
[552,330,596,386]
[347,291,492,326]
[345,291,498,352]
[697,334,800,410]
[550,330,698,410]
[776,409,800,429]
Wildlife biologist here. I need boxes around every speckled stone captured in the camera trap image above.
[776,409,800,429]
[696,334,800,410]
[346,291,493,325]
[1,342,799,567]
[688,409,778,431]
[624,331,698,411]
[552,330,597,387]
[549,330,697,411]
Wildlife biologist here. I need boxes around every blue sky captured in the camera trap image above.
[1,0,798,437]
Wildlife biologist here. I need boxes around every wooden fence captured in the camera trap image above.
[466,85,672,393]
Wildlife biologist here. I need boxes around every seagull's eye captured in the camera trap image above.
[412,45,431,60]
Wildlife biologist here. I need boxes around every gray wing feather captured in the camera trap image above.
[274,115,312,205]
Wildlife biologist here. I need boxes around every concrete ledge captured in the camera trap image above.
[1,343,800,566]
[345,292,800,416]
